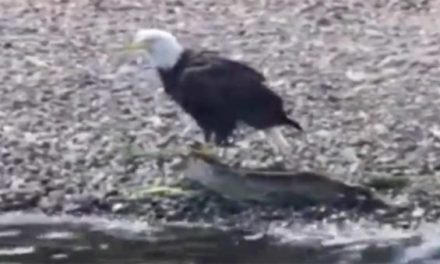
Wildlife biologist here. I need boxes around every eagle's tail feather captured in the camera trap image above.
[283,116,302,131]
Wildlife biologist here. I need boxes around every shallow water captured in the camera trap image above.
[0,213,439,264]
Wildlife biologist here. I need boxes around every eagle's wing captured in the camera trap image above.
[179,58,267,105]
[177,64,227,111]
[176,62,245,142]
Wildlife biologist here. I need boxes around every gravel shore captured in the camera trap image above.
[1,0,440,225]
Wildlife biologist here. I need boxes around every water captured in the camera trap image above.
[0,213,439,264]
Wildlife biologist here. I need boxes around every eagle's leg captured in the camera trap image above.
[216,136,236,159]
[218,145,228,158]
[201,132,233,159]
[203,130,213,143]
[199,130,217,156]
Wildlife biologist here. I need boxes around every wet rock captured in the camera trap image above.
[111,202,129,213]
[38,196,60,213]
[0,190,41,211]
[63,194,104,214]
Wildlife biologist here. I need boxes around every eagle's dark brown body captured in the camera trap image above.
[158,50,301,145]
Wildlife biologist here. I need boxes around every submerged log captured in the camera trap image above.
[184,152,389,212]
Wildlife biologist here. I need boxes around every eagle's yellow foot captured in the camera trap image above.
[188,142,224,163]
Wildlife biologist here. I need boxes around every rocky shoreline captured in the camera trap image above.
[1,0,440,229]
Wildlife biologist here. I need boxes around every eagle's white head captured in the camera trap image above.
[128,29,184,69]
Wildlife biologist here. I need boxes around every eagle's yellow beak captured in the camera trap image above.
[125,42,143,52]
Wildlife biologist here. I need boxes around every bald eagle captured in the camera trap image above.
[127,29,302,154]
